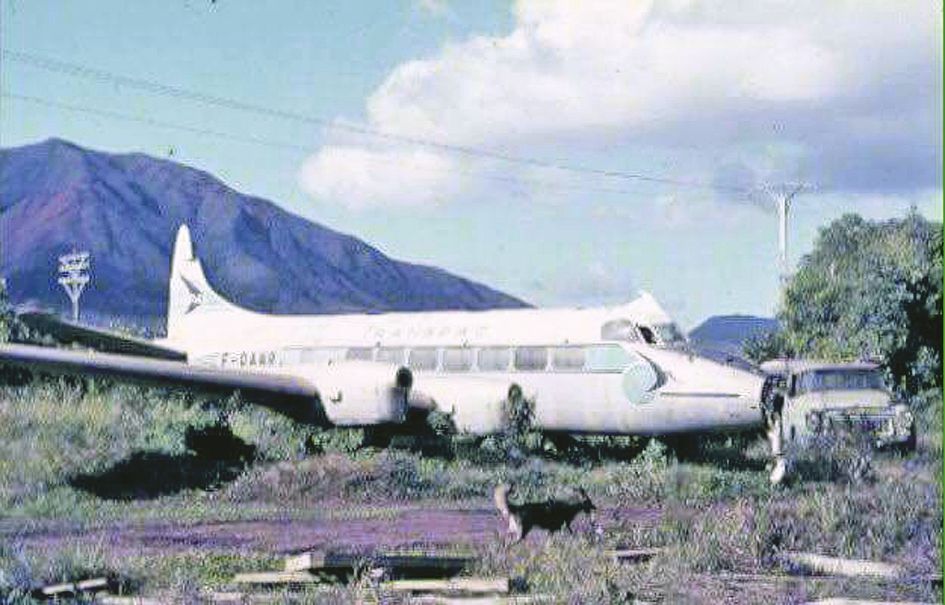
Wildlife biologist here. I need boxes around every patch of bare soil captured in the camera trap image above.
[1,504,661,559]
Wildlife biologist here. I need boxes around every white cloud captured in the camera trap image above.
[298,145,461,210]
[300,0,941,208]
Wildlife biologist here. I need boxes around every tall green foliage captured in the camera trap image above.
[0,279,26,344]
[775,211,942,394]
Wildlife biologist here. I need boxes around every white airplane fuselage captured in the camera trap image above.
[163,226,766,435]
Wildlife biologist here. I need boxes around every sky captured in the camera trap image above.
[0,0,941,328]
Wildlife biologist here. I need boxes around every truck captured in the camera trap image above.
[760,359,916,452]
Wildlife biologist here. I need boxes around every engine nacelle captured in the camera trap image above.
[316,361,411,426]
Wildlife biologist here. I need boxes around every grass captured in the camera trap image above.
[0,376,940,602]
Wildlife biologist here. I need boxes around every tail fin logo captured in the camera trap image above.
[181,276,205,314]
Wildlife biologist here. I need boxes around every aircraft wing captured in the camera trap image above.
[0,343,326,424]
[16,311,186,361]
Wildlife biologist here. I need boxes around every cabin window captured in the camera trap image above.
[586,344,633,372]
[600,319,641,342]
[442,348,474,372]
[299,347,345,363]
[514,346,548,371]
[345,347,373,361]
[478,347,511,371]
[551,347,586,371]
[408,347,438,371]
[376,347,405,365]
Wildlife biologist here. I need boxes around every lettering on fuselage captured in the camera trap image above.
[220,350,279,369]
[364,324,490,341]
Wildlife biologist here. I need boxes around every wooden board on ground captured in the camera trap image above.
[285,550,475,578]
[608,548,664,563]
[780,552,903,579]
[382,577,510,596]
[36,577,110,598]
[805,597,935,605]
[232,570,326,585]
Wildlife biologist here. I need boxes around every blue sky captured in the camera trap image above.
[1,0,941,327]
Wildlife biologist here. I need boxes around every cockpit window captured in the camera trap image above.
[652,323,686,346]
[600,319,641,342]
[638,326,657,345]
[795,370,885,395]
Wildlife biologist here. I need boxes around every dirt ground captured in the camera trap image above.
[1,504,661,559]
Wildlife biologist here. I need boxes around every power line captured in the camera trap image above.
[3,90,687,200]
[2,92,313,153]
[2,48,749,194]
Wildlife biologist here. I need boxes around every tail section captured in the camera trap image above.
[167,225,239,341]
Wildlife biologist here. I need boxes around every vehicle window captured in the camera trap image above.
[600,319,640,342]
[442,348,474,372]
[796,369,885,394]
[514,346,548,371]
[408,347,438,371]
[376,347,405,365]
[478,347,511,371]
[586,344,633,372]
[345,347,373,361]
[551,347,585,371]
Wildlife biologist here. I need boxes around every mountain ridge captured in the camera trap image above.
[688,314,779,356]
[0,138,528,333]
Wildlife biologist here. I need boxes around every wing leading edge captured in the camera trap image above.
[0,343,327,424]
[16,311,187,361]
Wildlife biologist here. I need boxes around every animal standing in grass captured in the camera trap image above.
[494,483,597,543]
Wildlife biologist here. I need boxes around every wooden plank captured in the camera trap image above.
[285,550,475,577]
[780,551,902,579]
[284,551,326,572]
[382,577,509,595]
[232,571,325,585]
[608,548,664,563]
[408,597,555,605]
[38,577,109,597]
[804,597,935,605]
[76,577,110,591]
[38,582,77,597]
[96,598,167,605]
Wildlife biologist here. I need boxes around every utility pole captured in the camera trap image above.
[58,251,91,322]
[762,183,809,290]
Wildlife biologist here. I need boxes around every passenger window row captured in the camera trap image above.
[337,344,630,373]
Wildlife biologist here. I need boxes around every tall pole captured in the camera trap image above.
[778,192,790,287]
[765,183,807,290]
[58,251,91,322]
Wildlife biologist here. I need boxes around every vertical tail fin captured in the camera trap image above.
[167,225,236,341]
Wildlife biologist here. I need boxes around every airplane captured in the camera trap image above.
[0,225,768,437]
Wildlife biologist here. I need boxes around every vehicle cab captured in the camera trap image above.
[760,360,915,450]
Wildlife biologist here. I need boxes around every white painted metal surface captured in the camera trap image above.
[161,225,766,434]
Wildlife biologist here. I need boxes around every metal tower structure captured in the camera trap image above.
[58,251,91,322]
[762,183,809,289]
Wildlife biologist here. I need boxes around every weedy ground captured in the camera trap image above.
[0,379,940,603]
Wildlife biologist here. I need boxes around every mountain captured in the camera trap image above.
[688,315,779,357]
[0,139,527,333]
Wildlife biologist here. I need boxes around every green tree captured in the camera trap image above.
[765,211,942,395]
[0,278,25,344]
